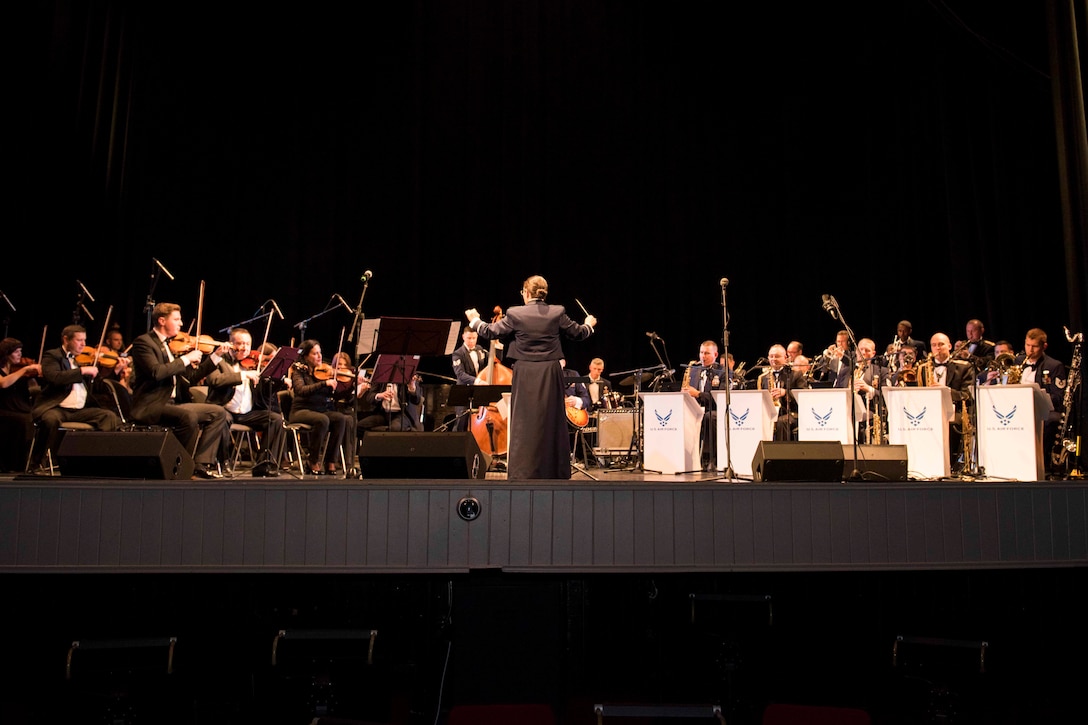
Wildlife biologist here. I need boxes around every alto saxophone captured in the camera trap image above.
[681,361,696,391]
[1052,327,1082,471]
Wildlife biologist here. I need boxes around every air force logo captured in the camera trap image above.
[812,408,833,427]
[904,406,927,427]
[729,407,750,425]
[654,409,673,427]
[993,404,1016,426]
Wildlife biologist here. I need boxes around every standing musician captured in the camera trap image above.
[450,325,488,431]
[466,274,596,480]
[130,302,231,480]
[953,318,996,369]
[289,340,353,476]
[682,340,728,470]
[204,327,285,472]
[31,324,121,470]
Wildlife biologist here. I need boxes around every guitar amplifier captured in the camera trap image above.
[595,409,637,453]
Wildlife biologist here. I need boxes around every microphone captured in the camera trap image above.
[152,257,176,281]
[0,290,15,312]
[268,299,284,320]
[75,279,96,302]
[645,331,664,342]
[334,294,353,313]
[720,277,729,287]
[360,270,373,282]
[821,294,834,311]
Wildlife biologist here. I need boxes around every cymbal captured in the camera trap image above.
[619,371,654,386]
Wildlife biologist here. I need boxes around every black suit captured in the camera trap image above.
[450,343,488,431]
[31,347,120,465]
[130,331,227,467]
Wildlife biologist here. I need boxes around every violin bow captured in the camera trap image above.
[194,280,206,344]
[37,326,47,362]
[93,305,114,367]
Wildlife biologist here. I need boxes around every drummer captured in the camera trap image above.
[585,357,614,409]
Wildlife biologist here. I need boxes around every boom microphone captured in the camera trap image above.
[720,277,729,287]
[645,331,664,342]
[360,270,373,282]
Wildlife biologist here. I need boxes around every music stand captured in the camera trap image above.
[260,345,301,381]
[356,317,459,357]
[371,354,421,385]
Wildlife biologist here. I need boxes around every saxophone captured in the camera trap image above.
[1052,327,1082,471]
[681,361,696,391]
[916,353,935,387]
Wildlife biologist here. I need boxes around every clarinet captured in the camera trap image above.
[1052,327,1082,469]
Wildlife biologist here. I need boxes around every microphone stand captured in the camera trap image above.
[825,298,860,482]
[346,275,371,346]
[293,298,347,341]
[218,306,276,335]
[0,289,15,339]
[705,279,738,481]
[143,257,173,331]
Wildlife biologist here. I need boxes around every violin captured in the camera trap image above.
[11,357,39,377]
[74,346,122,368]
[236,351,262,370]
[312,362,336,380]
[169,332,229,355]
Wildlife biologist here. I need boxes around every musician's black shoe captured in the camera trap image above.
[192,465,223,480]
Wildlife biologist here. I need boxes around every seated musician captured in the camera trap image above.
[585,357,613,409]
[129,302,230,480]
[357,367,423,435]
[289,340,353,476]
[832,337,884,442]
[928,332,976,473]
[756,343,809,441]
[30,324,121,470]
[204,327,285,473]
[0,338,41,472]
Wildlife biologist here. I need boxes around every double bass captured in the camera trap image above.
[470,306,513,456]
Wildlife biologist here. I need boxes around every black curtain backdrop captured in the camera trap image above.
[10,1,1086,380]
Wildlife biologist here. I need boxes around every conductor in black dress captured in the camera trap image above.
[466,275,596,479]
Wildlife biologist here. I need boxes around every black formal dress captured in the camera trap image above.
[471,299,593,479]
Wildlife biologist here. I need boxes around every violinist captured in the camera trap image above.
[129,302,231,480]
[205,327,285,473]
[30,324,121,472]
[99,326,133,391]
[331,351,368,471]
[289,340,352,476]
[0,337,41,472]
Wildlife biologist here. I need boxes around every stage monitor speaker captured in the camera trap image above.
[56,430,195,480]
[752,441,844,482]
[596,409,636,452]
[842,444,908,481]
[359,432,489,479]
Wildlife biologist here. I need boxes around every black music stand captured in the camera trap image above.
[259,345,301,381]
[355,316,459,357]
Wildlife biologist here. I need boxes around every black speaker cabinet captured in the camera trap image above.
[751,441,844,482]
[359,432,490,479]
[56,430,195,480]
[842,444,908,481]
